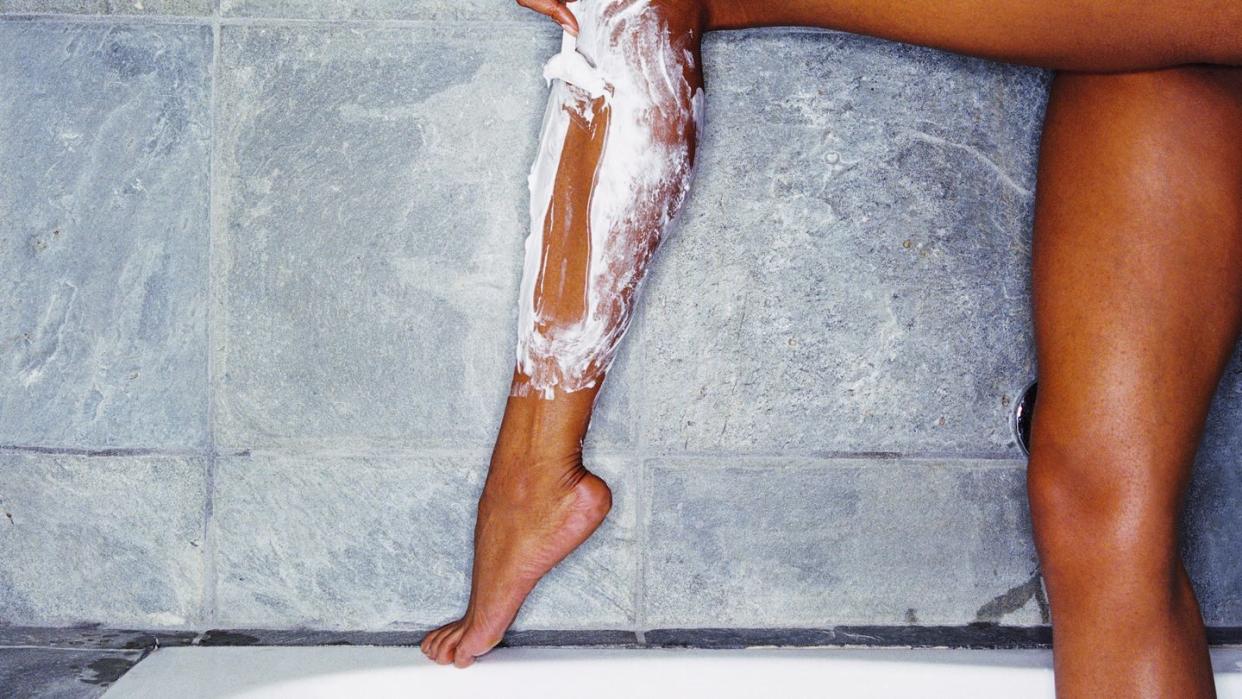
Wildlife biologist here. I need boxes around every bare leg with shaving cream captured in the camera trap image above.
[423,0,1242,676]
[510,1,1242,696]
[419,0,704,667]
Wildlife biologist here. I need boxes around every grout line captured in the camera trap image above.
[214,15,541,28]
[0,11,843,35]
[0,11,208,24]
[0,443,1027,464]
[629,307,651,641]
[0,445,207,457]
[639,452,1027,466]
[0,11,544,27]
[225,446,501,461]
[633,458,650,643]
[0,645,145,653]
[199,0,223,629]
[200,456,217,626]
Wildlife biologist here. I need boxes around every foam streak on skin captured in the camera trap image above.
[543,30,611,103]
[516,0,705,399]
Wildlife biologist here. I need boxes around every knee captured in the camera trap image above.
[514,307,627,398]
[1054,67,1242,115]
[574,0,704,31]
[1026,440,1183,585]
[598,0,705,22]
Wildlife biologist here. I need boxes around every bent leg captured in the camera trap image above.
[703,0,1242,70]
[1028,68,1242,698]
[421,0,705,668]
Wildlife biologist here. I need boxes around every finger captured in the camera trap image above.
[516,0,580,35]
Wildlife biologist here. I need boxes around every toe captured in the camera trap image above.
[426,624,455,661]
[454,628,500,668]
[419,627,441,656]
[436,626,467,665]
[452,651,476,669]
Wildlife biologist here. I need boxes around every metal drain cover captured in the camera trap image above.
[1014,382,1037,456]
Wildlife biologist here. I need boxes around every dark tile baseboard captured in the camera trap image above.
[3,624,1240,652]
[644,625,1053,649]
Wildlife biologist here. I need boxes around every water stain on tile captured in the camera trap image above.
[198,630,262,646]
[79,655,136,686]
[975,572,1049,624]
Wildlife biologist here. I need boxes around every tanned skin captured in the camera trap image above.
[422,2,1242,695]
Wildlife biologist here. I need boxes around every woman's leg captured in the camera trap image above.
[1028,68,1242,698]
[424,0,1242,672]
[703,0,1242,70]
[421,0,705,667]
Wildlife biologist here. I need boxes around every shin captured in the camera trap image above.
[514,0,705,401]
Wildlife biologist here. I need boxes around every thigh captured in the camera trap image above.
[704,1,1242,70]
[1030,67,1242,510]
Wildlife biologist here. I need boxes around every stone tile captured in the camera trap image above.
[213,24,635,451]
[189,627,640,646]
[0,22,211,450]
[500,629,638,647]
[642,458,1042,628]
[213,452,636,629]
[0,454,207,628]
[0,648,144,698]
[1184,346,1242,627]
[0,0,211,15]
[0,626,194,650]
[219,0,540,21]
[635,32,1049,456]
[1210,629,1242,645]
[197,628,399,646]
[643,626,1051,649]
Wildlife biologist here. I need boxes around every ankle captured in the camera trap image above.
[487,447,590,493]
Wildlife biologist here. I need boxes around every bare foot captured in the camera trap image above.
[420,459,612,668]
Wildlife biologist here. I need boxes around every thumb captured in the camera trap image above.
[516,0,580,35]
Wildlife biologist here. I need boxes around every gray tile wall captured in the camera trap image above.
[1,2,1239,636]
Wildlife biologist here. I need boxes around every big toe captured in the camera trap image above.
[453,628,501,668]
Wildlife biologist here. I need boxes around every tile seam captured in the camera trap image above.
[0,445,209,457]
[0,12,841,35]
[0,444,1027,463]
[631,310,652,641]
[0,11,207,23]
[0,645,145,653]
[0,11,545,26]
[643,454,1028,466]
[633,458,649,644]
[200,0,223,629]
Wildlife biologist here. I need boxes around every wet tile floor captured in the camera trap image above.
[0,647,143,698]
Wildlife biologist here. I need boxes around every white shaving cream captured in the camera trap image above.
[515,0,705,399]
